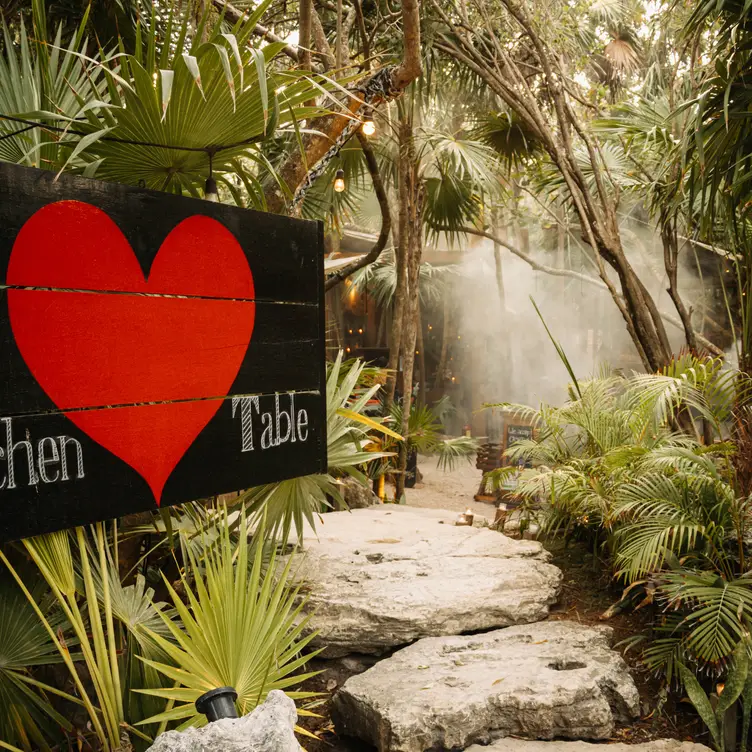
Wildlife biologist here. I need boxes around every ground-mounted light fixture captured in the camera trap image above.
[195,687,239,722]
[456,508,474,527]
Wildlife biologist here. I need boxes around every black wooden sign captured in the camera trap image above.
[0,162,327,542]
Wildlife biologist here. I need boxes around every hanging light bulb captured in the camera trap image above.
[361,105,376,136]
[334,169,346,193]
[204,176,219,202]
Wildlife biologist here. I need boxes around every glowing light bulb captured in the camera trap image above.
[334,169,346,193]
[361,119,376,136]
[358,328,363,334]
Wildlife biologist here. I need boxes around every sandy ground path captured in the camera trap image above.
[404,454,497,520]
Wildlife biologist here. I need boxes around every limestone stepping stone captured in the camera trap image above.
[331,621,641,752]
[465,742,711,752]
[290,506,562,657]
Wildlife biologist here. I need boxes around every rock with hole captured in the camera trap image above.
[331,621,640,752]
[288,506,562,657]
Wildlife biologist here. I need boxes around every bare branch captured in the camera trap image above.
[437,225,606,288]
[325,131,392,290]
[446,224,722,357]
[212,0,299,62]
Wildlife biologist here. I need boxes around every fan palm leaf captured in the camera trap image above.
[0,573,75,751]
[136,511,321,730]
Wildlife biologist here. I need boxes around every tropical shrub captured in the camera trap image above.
[0,571,73,750]
[0,524,172,751]
[238,352,400,542]
[488,355,752,680]
[137,511,320,732]
[386,398,478,473]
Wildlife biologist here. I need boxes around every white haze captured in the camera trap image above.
[448,220,712,434]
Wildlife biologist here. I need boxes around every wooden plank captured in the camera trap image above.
[0,391,325,543]
[0,162,320,304]
[0,294,320,414]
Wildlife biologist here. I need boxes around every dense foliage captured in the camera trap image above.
[492,354,752,725]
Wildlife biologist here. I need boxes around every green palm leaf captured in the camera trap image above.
[0,573,75,750]
[137,511,321,730]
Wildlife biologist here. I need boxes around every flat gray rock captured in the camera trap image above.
[290,506,562,657]
[147,690,301,752]
[465,742,711,752]
[331,621,641,752]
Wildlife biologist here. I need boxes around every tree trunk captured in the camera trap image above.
[395,119,424,500]
[194,0,211,42]
[493,210,513,396]
[492,208,507,309]
[384,154,409,409]
[417,306,427,407]
[434,296,450,389]
[661,213,698,353]
[588,225,671,371]
[298,0,313,71]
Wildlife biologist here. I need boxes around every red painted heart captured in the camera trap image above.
[7,200,255,504]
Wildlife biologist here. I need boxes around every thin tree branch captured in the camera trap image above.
[325,130,392,290]
[437,225,606,287]
[444,224,723,357]
[335,0,343,68]
[353,0,371,70]
[212,0,299,62]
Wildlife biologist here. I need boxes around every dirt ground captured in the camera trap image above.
[298,456,704,751]
[405,454,499,518]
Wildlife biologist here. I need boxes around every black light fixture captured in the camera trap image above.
[195,687,239,722]
[205,151,219,202]
[204,175,219,202]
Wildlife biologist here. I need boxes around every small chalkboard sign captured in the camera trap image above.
[0,162,327,542]
[505,423,535,449]
[499,422,535,492]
